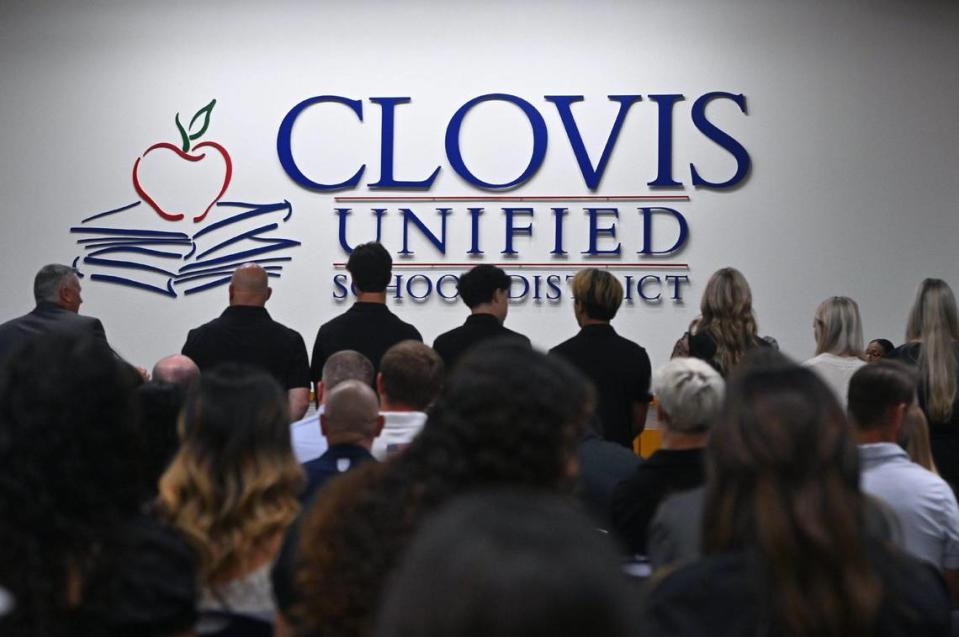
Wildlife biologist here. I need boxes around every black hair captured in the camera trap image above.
[375,491,635,637]
[456,264,511,308]
[346,242,393,293]
[0,333,142,636]
[848,361,917,429]
[295,342,596,637]
[136,381,186,500]
[868,339,895,357]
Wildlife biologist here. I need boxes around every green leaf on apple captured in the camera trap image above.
[173,99,218,152]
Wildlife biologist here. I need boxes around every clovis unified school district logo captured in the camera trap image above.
[70,100,299,298]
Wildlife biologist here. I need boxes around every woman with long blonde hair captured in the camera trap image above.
[158,364,303,624]
[672,267,769,376]
[894,278,959,488]
[802,296,866,408]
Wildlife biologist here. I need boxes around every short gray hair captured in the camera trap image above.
[322,350,374,389]
[654,358,725,433]
[34,264,77,303]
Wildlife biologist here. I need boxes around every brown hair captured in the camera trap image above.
[898,405,938,474]
[379,341,444,410]
[157,365,303,586]
[691,267,759,374]
[703,355,881,637]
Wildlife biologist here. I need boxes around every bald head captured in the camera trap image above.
[229,263,271,306]
[321,380,383,443]
[152,354,200,389]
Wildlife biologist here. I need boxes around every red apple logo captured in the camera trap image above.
[132,99,233,223]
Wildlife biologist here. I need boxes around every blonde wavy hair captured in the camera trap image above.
[691,267,759,373]
[906,278,959,423]
[814,296,864,357]
[158,364,304,586]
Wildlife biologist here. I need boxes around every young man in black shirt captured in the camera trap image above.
[433,264,530,371]
[311,242,421,390]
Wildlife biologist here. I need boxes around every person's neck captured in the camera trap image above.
[470,305,502,322]
[380,399,419,413]
[356,292,387,304]
[857,427,896,445]
[579,318,609,327]
[326,434,373,450]
[229,298,265,307]
[660,429,708,451]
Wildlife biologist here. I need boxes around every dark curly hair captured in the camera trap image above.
[294,341,595,637]
[0,333,143,636]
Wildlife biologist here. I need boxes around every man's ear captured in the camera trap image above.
[228,283,235,303]
[889,402,908,437]
[373,414,385,438]
[320,413,329,437]
[265,287,273,302]
[317,381,326,405]
[376,373,385,398]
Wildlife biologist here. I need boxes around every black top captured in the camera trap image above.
[641,543,951,637]
[0,301,109,364]
[301,443,375,503]
[310,302,422,381]
[610,448,705,555]
[182,305,310,389]
[892,342,959,491]
[433,313,531,371]
[577,430,642,527]
[550,324,651,448]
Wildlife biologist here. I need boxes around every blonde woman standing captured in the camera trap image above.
[894,278,959,489]
[672,267,771,376]
[802,296,866,409]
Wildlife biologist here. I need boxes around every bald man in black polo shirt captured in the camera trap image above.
[310,242,421,387]
[182,263,311,419]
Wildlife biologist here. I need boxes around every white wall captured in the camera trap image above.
[0,0,957,371]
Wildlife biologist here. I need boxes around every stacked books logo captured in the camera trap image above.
[71,100,300,297]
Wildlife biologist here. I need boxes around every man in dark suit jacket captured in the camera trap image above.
[433,264,530,371]
[0,264,110,364]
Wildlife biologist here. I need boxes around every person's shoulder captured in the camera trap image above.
[869,540,951,624]
[549,332,581,355]
[501,325,531,344]
[433,323,464,347]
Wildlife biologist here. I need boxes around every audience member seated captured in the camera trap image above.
[157,364,304,627]
[136,381,187,501]
[802,296,866,408]
[866,338,895,363]
[892,278,959,491]
[610,358,724,555]
[311,242,421,387]
[551,268,651,448]
[576,420,641,527]
[899,403,939,473]
[432,264,530,371]
[290,350,374,463]
[0,333,195,637]
[372,340,444,460]
[290,342,596,637]
[641,355,951,636]
[0,263,110,365]
[303,380,382,502]
[373,491,635,637]
[182,263,311,420]
[849,361,959,602]
[152,353,200,388]
[671,267,772,376]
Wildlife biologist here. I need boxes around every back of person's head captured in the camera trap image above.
[374,491,634,637]
[703,352,880,637]
[136,381,186,499]
[847,361,917,430]
[158,364,303,586]
[347,242,393,293]
[33,263,76,304]
[865,338,895,363]
[295,342,596,637]
[695,267,759,373]
[814,296,864,356]
[323,380,382,439]
[0,333,142,636]
[379,341,444,410]
[457,264,511,308]
[322,350,375,390]
[898,405,938,473]
[152,354,199,389]
[571,268,623,321]
[229,262,271,306]
[906,278,959,422]
[653,358,724,434]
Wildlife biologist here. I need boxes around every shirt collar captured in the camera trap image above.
[222,305,270,319]
[465,313,501,326]
[858,442,910,464]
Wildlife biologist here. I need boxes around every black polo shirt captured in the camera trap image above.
[433,313,531,371]
[310,302,422,381]
[549,323,651,448]
[181,305,310,389]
